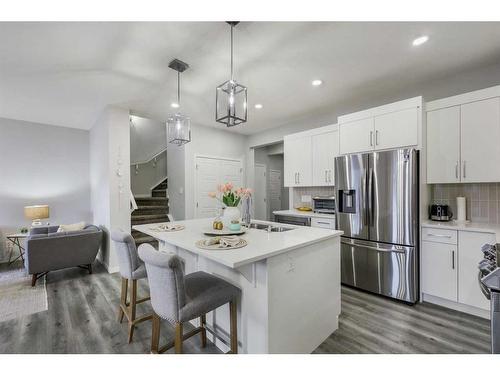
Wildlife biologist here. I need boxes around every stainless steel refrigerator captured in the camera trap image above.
[334,148,419,303]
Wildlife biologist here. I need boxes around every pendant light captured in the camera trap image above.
[216,21,248,127]
[167,58,191,146]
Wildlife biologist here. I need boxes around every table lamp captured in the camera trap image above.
[24,205,49,226]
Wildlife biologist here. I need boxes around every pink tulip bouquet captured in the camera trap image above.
[208,183,252,207]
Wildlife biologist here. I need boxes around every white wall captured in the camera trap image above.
[167,124,248,220]
[0,117,91,262]
[130,150,167,197]
[130,115,166,164]
[90,106,130,273]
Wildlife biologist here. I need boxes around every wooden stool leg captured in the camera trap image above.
[118,277,128,323]
[200,314,207,348]
[151,312,161,354]
[31,274,37,287]
[229,300,238,354]
[127,279,137,343]
[175,322,183,354]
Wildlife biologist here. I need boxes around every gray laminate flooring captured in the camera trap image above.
[0,261,491,354]
[314,285,491,354]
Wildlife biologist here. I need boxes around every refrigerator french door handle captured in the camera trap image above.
[368,167,374,226]
[340,238,406,254]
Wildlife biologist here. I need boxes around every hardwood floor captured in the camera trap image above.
[314,286,491,354]
[0,261,491,354]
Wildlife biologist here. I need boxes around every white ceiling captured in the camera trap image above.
[1,22,500,134]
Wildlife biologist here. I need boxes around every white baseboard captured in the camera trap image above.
[422,293,490,319]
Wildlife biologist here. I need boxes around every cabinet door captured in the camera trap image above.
[426,106,461,183]
[312,130,338,186]
[422,240,457,301]
[338,117,374,155]
[458,231,495,310]
[284,135,312,187]
[374,107,419,150]
[461,97,500,182]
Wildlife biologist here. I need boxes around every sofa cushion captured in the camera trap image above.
[57,221,86,233]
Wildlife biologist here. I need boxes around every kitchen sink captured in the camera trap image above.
[246,223,295,232]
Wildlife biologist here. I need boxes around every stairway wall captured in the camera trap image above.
[130,150,167,197]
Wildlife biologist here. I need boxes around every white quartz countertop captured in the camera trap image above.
[421,220,500,240]
[133,218,343,269]
[272,209,336,219]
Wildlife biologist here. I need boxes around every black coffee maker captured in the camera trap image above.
[429,204,453,221]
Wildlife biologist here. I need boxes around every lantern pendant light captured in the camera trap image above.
[216,21,248,127]
[167,58,191,146]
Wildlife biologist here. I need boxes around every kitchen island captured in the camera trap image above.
[133,218,342,354]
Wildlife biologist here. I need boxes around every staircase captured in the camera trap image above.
[131,179,169,248]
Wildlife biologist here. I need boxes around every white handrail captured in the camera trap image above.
[130,190,138,212]
[131,147,167,166]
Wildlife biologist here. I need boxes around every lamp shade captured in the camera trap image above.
[24,205,49,220]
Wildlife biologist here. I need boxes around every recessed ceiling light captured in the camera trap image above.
[254,104,263,109]
[312,79,323,86]
[171,102,180,108]
[412,35,429,46]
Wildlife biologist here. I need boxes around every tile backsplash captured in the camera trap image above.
[431,183,500,224]
[291,187,335,208]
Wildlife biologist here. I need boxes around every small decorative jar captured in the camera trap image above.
[229,220,241,231]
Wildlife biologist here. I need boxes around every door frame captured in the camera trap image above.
[194,154,244,218]
[269,169,282,216]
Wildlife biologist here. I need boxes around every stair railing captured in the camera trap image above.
[131,147,167,171]
[130,190,138,213]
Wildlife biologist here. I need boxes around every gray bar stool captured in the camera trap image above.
[138,243,240,354]
[111,230,152,343]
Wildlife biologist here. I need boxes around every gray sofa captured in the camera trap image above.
[25,224,103,286]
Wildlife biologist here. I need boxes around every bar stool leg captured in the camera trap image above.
[127,279,137,343]
[118,277,128,323]
[200,314,207,348]
[175,322,183,354]
[229,300,238,354]
[151,312,161,354]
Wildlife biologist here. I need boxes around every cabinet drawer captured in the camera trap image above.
[311,217,336,229]
[422,227,457,244]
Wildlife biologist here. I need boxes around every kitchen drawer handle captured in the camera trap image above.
[427,233,452,239]
[316,221,332,225]
[341,239,405,253]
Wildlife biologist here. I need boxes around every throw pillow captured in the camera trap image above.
[57,221,86,233]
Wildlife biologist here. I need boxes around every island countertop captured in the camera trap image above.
[133,218,343,269]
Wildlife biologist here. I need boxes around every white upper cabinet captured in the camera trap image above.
[284,125,337,187]
[461,97,500,183]
[374,107,419,150]
[426,106,461,184]
[312,130,338,186]
[338,97,422,155]
[338,117,374,155]
[426,86,500,184]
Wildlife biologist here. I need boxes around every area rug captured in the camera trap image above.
[0,268,48,322]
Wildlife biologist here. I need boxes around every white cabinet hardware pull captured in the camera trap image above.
[452,250,455,269]
[375,130,379,146]
[328,170,332,183]
[325,170,328,183]
[455,162,459,179]
[370,131,373,146]
[427,233,452,238]
[463,161,466,179]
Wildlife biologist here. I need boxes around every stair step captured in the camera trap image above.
[134,197,168,206]
[131,214,169,225]
[152,190,167,198]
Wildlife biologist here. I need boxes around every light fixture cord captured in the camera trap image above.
[177,71,181,105]
[230,24,234,81]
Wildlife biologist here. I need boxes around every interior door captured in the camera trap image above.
[339,117,374,155]
[195,156,243,218]
[334,153,369,240]
[254,164,267,220]
[368,148,418,246]
[269,169,282,215]
[426,106,461,183]
[461,97,500,182]
[373,107,418,150]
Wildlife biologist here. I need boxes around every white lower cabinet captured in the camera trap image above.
[310,217,336,230]
[422,240,457,301]
[421,227,495,315]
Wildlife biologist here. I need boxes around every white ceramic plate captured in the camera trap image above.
[195,238,248,250]
[203,227,246,236]
[148,224,185,232]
